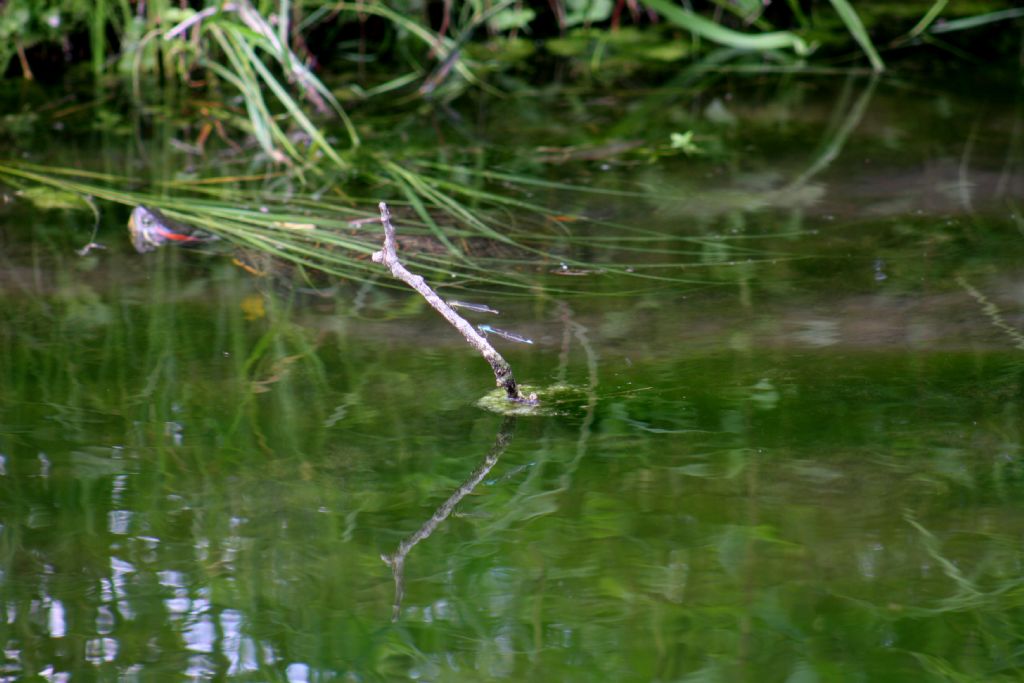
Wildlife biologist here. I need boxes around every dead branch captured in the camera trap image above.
[371,202,535,404]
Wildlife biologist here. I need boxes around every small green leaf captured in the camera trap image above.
[19,187,89,211]
[488,7,536,32]
[670,131,701,155]
[564,0,614,27]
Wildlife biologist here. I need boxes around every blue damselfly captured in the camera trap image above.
[448,300,500,315]
[478,324,533,345]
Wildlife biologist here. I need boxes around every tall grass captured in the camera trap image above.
[2,2,1019,295]
[0,62,888,295]
[6,2,1020,87]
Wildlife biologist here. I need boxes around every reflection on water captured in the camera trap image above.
[1,73,1024,680]
[383,416,516,622]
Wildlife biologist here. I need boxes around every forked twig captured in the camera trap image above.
[371,202,536,404]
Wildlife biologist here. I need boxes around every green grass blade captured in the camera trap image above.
[242,2,360,148]
[388,173,465,260]
[828,0,885,72]
[330,1,480,86]
[379,160,514,246]
[91,0,109,79]
[907,0,949,39]
[928,8,1024,34]
[0,157,776,294]
[641,0,810,55]
[209,27,299,165]
[224,26,348,170]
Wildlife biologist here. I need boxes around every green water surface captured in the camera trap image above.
[1,74,1024,681]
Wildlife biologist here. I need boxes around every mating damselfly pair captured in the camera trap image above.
[448,300,534,345]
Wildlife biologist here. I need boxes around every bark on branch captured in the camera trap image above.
[371,202,535,404]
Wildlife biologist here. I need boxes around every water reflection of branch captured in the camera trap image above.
[560,302,599,474]
[476,302,599,540]
[381,416,517,621]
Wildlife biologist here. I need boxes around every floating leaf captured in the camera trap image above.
[670,131,701,155]
[19,187,89,211]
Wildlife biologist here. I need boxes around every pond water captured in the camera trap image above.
[1,72,1024,681]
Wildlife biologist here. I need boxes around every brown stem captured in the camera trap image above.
[371,202,535,404]
[16,41,34,81]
